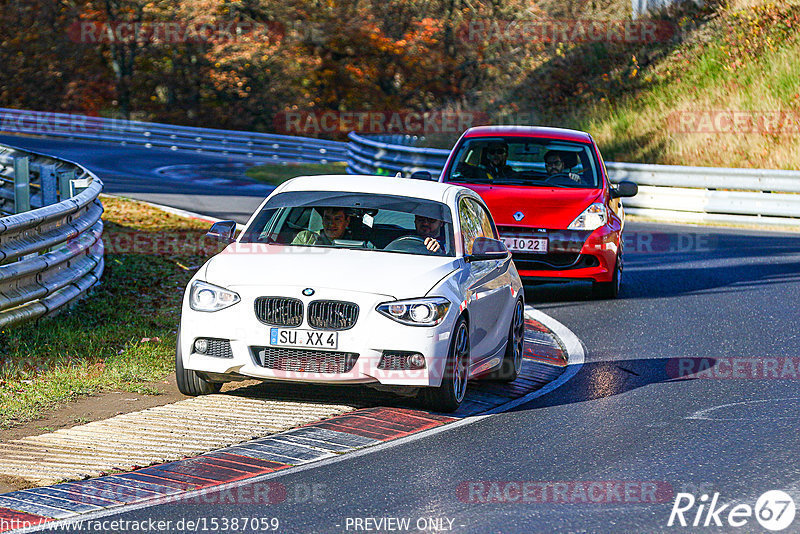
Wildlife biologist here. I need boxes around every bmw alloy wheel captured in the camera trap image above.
[511,300,525,373]
[453,321,470,403]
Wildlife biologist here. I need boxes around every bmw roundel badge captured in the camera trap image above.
[513,211,525,221]
[302,288,315,296]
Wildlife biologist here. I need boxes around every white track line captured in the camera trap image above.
[16,306,585,533]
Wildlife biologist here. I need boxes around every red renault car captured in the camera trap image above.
[438,126,637,298]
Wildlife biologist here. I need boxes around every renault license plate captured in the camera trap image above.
[501,236,548,254]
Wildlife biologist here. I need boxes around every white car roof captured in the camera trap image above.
[276,174,464,203]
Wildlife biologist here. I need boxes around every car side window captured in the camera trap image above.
[459,197,496,254]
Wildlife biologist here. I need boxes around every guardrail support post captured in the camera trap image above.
[41,164,58,206]
[13,156,30,214]
[58,169,75,199]
[70,177,92,196]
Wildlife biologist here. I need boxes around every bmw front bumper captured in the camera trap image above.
[179,285,457,388]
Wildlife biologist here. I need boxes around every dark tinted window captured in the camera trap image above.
[444,137,600,188]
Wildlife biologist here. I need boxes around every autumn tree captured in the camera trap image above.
[0,0,110,113]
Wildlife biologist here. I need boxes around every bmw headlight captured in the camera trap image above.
[376,297,451,327]
[189,281,240,312]
[567,202,608,231]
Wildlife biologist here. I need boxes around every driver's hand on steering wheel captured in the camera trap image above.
[424,237,441,252]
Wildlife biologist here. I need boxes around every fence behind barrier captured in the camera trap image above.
[0,108,348,165]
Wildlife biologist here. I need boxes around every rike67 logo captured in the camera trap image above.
[668,490,796,531]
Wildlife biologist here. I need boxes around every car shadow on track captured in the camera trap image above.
[217,356,563,416]
[510,354,715,412]
[222,379,412,409]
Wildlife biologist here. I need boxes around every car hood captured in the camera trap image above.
[457,183,603,228]
[203,244,460,300]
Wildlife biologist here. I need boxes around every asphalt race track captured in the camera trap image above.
[3,135,800,533]
[0,134,272,222]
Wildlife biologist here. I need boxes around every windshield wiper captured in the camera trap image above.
[490,179,572,187]
[448,177,494,184]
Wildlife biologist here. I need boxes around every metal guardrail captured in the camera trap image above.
[346,132,449,177]
[346,132,800,228]
[0,108,348,165]
[0,144,104,328]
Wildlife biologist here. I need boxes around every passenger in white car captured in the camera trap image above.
[292,207,351,245]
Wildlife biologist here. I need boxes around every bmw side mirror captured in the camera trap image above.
[206,220,237,243]
[466,237,509,262]
[612,181,638,198]
[410,171,433,181]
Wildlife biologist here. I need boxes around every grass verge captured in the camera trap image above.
[245,161,347,186]
[0,195,212,429]
[506,0,800,169]
[580,1,800,169]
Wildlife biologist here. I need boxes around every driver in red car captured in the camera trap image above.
[544,150,584,184]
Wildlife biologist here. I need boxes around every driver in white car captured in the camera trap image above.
[414,214,445,253]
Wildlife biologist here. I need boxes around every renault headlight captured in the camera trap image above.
[567,202,608,231]
[376,297,451,327]
[189,281,240,312]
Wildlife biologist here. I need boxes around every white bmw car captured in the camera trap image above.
[176,175,524,412]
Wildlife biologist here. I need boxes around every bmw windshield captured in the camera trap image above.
[444,137,601,188]
[240,191,456,257]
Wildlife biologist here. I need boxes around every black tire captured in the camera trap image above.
[175,335,223,396]
[487,298,524,382]
[421,317,470,413]
[592,259,620,299]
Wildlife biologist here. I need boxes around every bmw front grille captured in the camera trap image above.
[254,297,303,327]
[307,300,359,330]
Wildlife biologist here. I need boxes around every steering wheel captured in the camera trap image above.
[544,171,571,180]
[384,235,431,254]
[544,171,583,185]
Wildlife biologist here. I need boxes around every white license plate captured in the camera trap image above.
[501,236,548,254]
[270,328,338,349]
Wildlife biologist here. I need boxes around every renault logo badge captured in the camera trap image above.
[302,288,315,296]
[513,211,525,221]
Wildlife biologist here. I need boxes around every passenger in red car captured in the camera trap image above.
[481,141,515,180]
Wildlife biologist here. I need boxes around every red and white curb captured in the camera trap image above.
[0,306,583,533]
